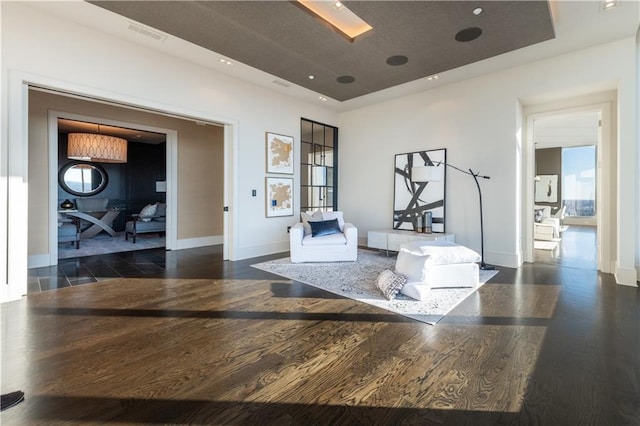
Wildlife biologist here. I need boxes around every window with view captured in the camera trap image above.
[562,145,596,217]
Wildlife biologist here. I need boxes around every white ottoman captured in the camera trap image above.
[394,240,481,300]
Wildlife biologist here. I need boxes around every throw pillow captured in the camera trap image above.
[321,211,345,232]
[309,219,341,237]
[376,269,407,300]
[139,203,158,221]
[301,209,323,235]
[395,249,429,282]
[534,208,544,223]
[399,240,481,265]
[400,282,431,301]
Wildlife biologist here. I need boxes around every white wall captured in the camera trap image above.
[1,2,338,301]
[339,38,638,280]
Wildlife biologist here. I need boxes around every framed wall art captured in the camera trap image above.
[393,148,446,232]
[266,177,293,217]
[535,174,558,203]
[266,132,294,174]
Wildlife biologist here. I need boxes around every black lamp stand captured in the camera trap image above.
[434,162,494,270]
[468,168,495,270]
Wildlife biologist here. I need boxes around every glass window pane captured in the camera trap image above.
[313,143,324,165]
[301,142,312,164]
[324,147,334,166]
[562,145,596,217]
[300,164,310,186]
[301,120,313,143]
[324,127,334,147]
[326,167,334,186]
[300,186,309,207]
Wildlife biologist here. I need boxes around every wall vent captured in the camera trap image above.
[272,80,291,88]
[127,22,167,42]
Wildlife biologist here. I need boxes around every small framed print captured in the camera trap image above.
[266,132,294,174]
[266,177,293,217]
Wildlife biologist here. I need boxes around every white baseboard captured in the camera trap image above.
[615,264,639,287]
[236,241,289,261]
[28,254,51,269]
[174,235,223,250]
[485,250,520,269]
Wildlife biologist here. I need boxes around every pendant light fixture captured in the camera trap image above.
[67,124,128,163]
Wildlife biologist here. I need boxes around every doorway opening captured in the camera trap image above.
[531,110,601,270]
[56,117,168,260]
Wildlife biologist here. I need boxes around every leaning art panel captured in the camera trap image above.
[393,148,446,232]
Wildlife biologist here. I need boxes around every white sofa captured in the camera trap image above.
[289,211,358,263]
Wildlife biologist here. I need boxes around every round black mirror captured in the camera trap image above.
[58,161,108,197]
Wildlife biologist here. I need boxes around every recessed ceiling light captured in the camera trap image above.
[319,96,328,101]
[473,7,483,16]
[427,75,439,81]
[455,27,482,42]
[308,75,315,80]
[333,1,344,11]
[602,0,617,10]
[219,58,233,65]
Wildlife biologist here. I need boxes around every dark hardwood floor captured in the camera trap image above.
[3,245,639,425]
[534,225,597,269]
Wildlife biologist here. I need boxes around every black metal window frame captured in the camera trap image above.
[300,118,338,212]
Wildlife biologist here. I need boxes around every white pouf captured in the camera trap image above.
[394,240,481,300]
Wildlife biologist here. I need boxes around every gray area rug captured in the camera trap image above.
[58,231,165,259]
[251,249,498,325]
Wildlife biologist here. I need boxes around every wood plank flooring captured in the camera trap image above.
[2,246,639,425]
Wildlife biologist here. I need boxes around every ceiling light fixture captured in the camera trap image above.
[308,75,315,79]
[219,58,233,65]
[427,75,439,81]
[296,0,373,42]
[319,96,328,101]
[67,125,128,163]
[602,0,617,10]
[473,7,483,16]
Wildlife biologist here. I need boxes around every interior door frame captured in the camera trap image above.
[47,110,179,265]
[4,70,239,302]
[523,102,613,272]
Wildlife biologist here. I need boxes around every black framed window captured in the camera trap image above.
[300,118,338,211]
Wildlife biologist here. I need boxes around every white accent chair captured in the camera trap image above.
[289,210,358,263]
[534,205,561,240]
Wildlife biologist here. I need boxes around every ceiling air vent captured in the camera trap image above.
[127,22,167,42]
[272,80,291,88]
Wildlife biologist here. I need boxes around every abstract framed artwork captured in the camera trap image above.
[266,177,293,217]
[266,132,294,174]
[393,148,446,232]
[535,174,558,203]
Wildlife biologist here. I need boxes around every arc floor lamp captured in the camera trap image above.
[411,162,495,270]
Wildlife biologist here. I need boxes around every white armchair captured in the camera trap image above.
[290,211,358,263]
[534,204,563,240]
[534,219,561,240]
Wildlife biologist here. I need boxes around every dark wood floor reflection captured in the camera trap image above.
[4,246,639,425]
[534,225,597,269]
